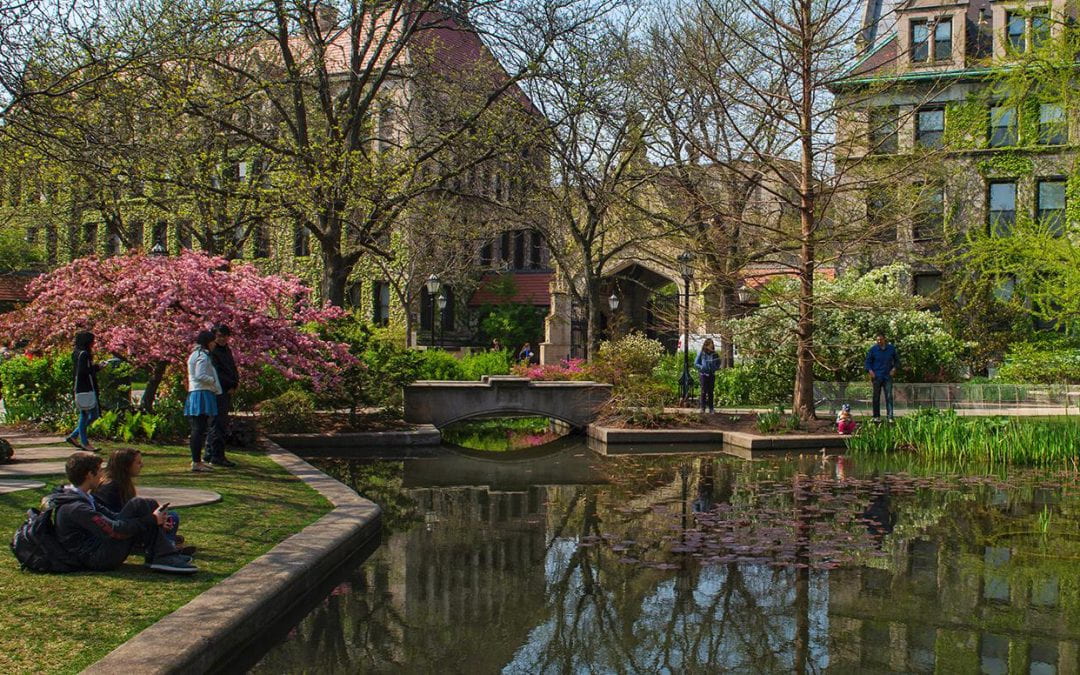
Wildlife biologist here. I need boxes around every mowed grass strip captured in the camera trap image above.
[0,442,333,674]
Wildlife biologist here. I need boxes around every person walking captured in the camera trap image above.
[694,338,721,414]
[185,330,221,473]
[65,332,110,452]
[865,333,900,422]
[518,342,536,364]
[205,324,238,468]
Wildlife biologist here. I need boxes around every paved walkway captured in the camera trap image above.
[668,406,1079,418]
[0,479,46,494]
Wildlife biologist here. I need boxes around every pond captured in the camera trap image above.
[251,441,1080,673]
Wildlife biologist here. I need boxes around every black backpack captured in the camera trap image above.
[10,506,82,573]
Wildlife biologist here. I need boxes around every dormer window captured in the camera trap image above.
[934,18,952,60]
[911,20,930,62]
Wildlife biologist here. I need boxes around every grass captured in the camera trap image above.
[0,441,333,674]
[847,409,1080,467]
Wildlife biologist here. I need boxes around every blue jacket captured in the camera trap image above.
[695,350,721,375]
[865,343,899,379]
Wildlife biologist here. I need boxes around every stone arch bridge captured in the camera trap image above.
[403,376,613,429]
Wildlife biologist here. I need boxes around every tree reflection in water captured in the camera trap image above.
[253,448,1080,674]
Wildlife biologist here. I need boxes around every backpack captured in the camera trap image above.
[10,506,82,573]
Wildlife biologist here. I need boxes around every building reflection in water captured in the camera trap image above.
[252,447,1080,674]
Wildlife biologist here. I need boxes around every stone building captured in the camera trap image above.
[0,5,549,350]
[834,0,1078,298]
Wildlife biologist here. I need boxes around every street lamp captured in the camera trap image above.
[736,284,753,305]
[437,292,448,349]
[425,274,441,349]
[677,251,694,404]
[608,293,619,311]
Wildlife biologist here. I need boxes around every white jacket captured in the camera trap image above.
[187,347,222,395]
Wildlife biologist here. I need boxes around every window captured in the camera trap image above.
[25,224,38,245]
[911,20,929,62]
[106,233,122,257]
[914,273,942,297]
[868,106,898,154]
[1037,179,1066,235]
[867,192,895,242]
[130,220,144,250]
[1032,7,1050,49]
[916,108,944,148]
[81,222,98,256]
[988,181,1017,236]
[980,633,1009,674]
[529,230,543,269]
[914,185,944,240]
[372,282,390,326]
[934,18,952,60]
[345,282,361,309]
[152,221,168,250]
[1038,103,1066,144]
[513,230,525,269]
[253,220,271,258]
[293,223,310,257]
[419,288,433,330]
[1007,12,1026,52]
[500,231,511,263]
[989,105,1017,147]
[480,241,493,267]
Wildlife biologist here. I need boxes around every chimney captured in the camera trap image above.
[315,3,339,33]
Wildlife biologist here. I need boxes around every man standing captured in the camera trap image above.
[207,324,239,467]
[864,333,899,422]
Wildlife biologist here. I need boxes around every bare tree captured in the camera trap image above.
[642,0,944,420]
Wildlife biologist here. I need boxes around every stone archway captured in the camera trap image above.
[604,263,681,351]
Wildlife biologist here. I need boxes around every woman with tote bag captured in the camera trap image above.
[65,332,106,452]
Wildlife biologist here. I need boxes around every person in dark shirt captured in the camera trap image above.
[49,451,196,574]
[864,333,900,421]
[206,324,239,468]
[64,332,109,452]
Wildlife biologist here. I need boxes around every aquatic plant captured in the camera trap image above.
[847,409,1080,466]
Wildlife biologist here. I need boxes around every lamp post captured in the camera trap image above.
[677,251,694,404]
[608,292,619,339]
[425,274,441,349]
[437,292,448,349]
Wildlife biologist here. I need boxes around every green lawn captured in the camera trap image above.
[0,442,333,674]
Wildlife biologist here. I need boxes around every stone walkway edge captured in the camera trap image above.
[83,439,382,675]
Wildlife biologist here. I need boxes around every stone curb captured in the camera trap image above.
[587,425,725,444]
[270,425,441,449]
[83,439,381,675]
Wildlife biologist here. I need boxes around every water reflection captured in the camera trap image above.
[252,445,1080,674]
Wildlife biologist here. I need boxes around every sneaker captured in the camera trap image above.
[208,458,237,468]
[147,553,198,574]
[191,462,213,473]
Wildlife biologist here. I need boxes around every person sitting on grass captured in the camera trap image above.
[48,451,197,574]
[94,448,195,555]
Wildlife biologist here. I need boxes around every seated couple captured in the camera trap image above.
[47,451,198,574]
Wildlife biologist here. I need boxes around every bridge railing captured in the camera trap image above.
[813,382,1080,415]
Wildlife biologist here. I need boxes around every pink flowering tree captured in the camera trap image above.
[0,251,355,410]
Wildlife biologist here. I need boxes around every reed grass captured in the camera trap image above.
[846,409,1080,467]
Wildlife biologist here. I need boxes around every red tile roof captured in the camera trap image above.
[469,272,552,306]
[0,274,32,303]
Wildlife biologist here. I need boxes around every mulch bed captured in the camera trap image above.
[599,412,838,434]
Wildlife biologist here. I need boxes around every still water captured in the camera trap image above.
[252,442,1080,673]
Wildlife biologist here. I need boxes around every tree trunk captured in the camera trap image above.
[139,361,169,413]
[792,2,817,423]
[584,279,602,359]
[719,282,736,369]
[321,249,350,308]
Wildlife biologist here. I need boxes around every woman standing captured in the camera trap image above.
[185,330,221,473]
[694,338,721,414]
[65,332,105,452]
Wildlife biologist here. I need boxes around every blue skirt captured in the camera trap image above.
[184,390,218,417]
